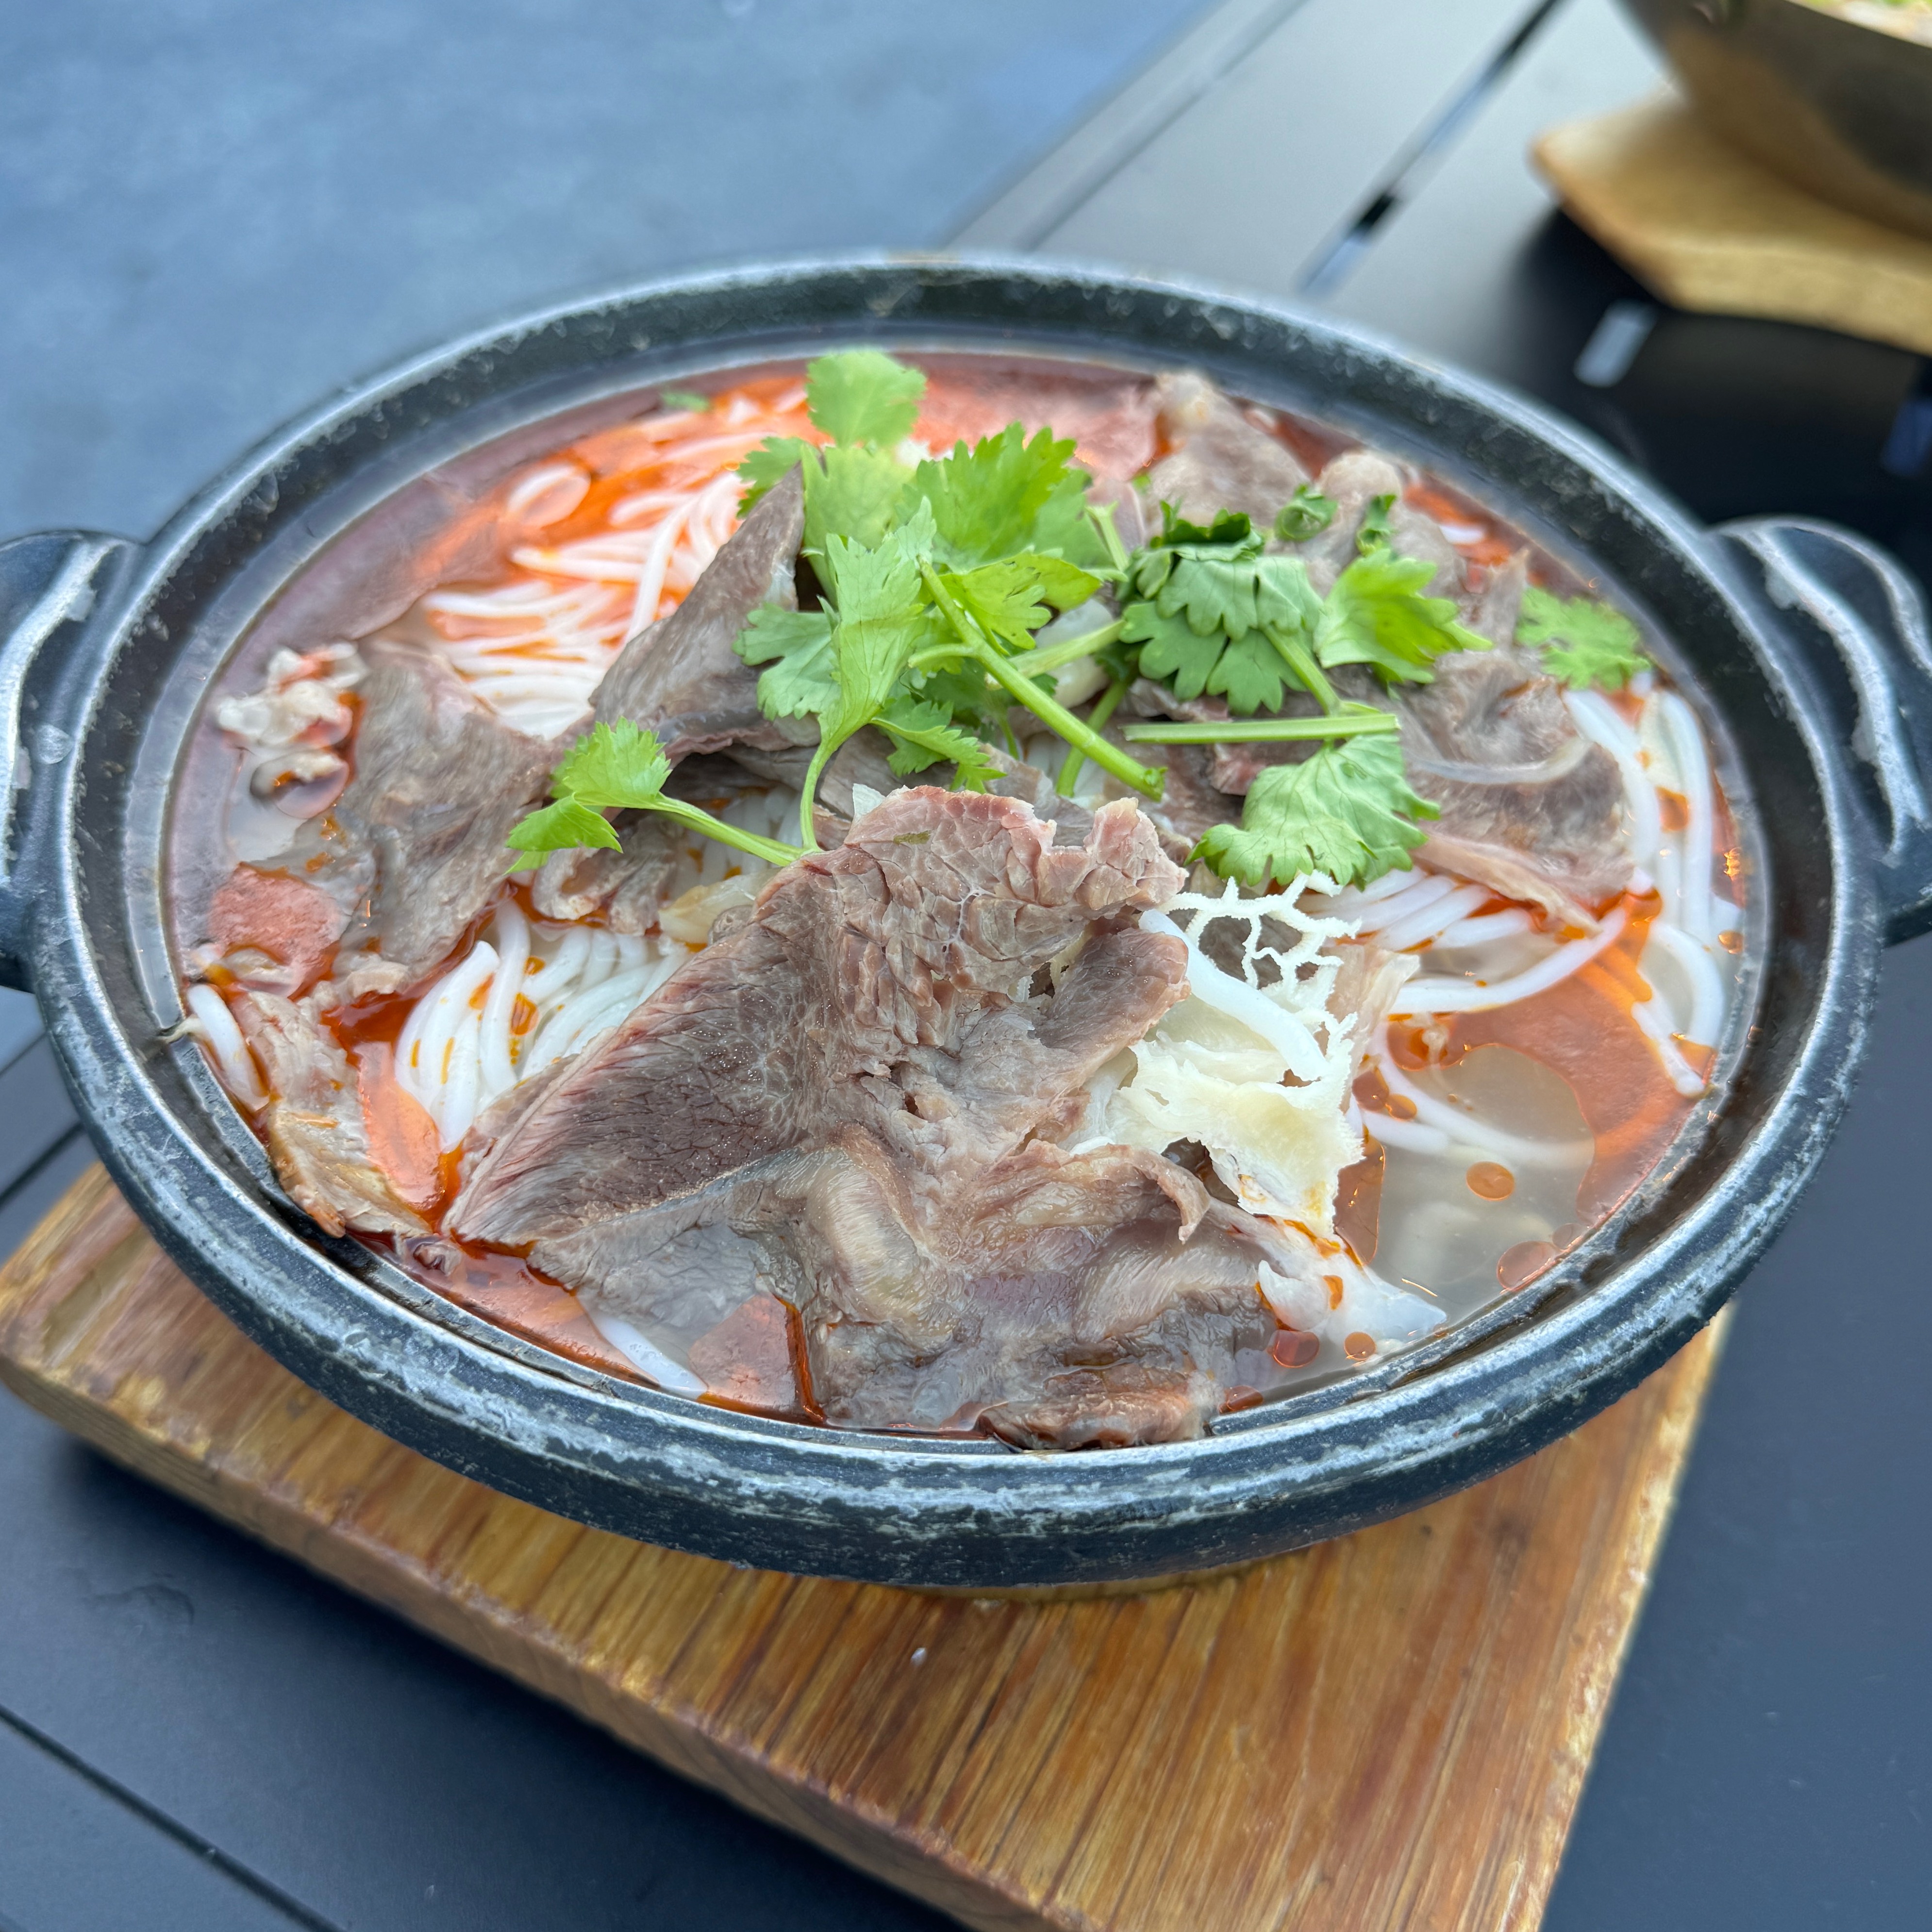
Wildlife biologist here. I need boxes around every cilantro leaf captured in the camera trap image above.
[1517,584,1649,690]
[1121,599,1221,700]
[659,389,709,413]
[1274,485,1337,541]
[817,503,942,744]
[1316,550,1489,685]
[507,718,802,872]
[876,698,1001,789]
[1355,492,1397,556]
[734,606,834,720]
[1209,631,1301,715]
[804,442,911,556]
[911,425,1096,568]
[554,717,672,805]
[907,661,1008,736]
[737,436,814,512]
[506,795,623,869]
[805,349,926,448]
[1192,729,1438,890]
[1121,602,1299,714]
[939,553,1101,654]
[1154,504,1253,549]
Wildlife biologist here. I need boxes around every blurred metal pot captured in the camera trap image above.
[1623,0,1932,238]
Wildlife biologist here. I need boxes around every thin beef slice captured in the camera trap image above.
[591,462,812,761]
[450,789,1187,1246]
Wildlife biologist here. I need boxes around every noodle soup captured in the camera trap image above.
[168,351,1749,1447]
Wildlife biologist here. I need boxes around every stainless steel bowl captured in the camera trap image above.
[1624,0,1932,237]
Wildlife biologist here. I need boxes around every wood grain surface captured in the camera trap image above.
[0,1166,1723,1932]
[1535,93,1932,357]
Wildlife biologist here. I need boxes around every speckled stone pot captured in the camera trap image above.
[1,258,1926,1587]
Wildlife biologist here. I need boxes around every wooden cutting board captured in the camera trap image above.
[1535,92,1932,358]
[0,1165,1723,1932]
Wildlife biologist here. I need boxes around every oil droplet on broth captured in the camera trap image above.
[1271,1330,1320,1368]
[1373,1045,1593,1323]
[1499,1240,1557,1291]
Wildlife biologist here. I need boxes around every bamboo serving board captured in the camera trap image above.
[1535,93,1932,358]
[0,1165,1723,1932]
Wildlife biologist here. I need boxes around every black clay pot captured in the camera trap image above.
[1622,0,1932,239]
[2,258,1928,1589]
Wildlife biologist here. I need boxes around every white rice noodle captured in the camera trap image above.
[1349,871,1459,934]
[1628,989,1710,1099]
[394,912,680,1151]
[1255,1245,1443,1356]
[396,940,499,1150]
[1351,1104,1450,1156]
[1374,882,1491,952]
[505,462,590,527]
[1433,906,1533,949]
[1309,866,1425,918]
[184,983,266,1110]
[1645,918,1727,1048]
[1657,691,1717,942]
[629,490,699,633]
[1566,688,1663,877]
[476,901,530,1095]
[584,1305,708,1397]
[1392,904,1630,1016]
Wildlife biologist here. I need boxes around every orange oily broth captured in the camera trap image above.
[186,355,1745,1417]
[1364,901,1707,1321]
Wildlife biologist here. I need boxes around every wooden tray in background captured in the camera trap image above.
[0,1166,1722,1932]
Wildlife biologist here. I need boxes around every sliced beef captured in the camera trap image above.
[1396,645,1631,923]
[530,810,683,931]
[451,790,1185,1244]
[204,867,343,993]
[1146,372,1310,528]
[1464,548,1528,646]
[221,639,555,999]
[980,748,1096,847]
[531,1128,1321,1445]
[231,991,428,1238]
[449,788,1314,1445]
[591,463,813,762]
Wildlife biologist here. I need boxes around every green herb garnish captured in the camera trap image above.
[730,352,1163,840]
[1274,484,1337,541]
[1192,730,1439,890]
[1316,550,1490,685]
[1355,491,1397,556]
[507,721,802,871]
[1516,585,1650,690]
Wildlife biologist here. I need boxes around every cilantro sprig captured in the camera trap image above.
[729,350,1164,842]
[507,721,802,872]
[1194,733,1439,890]
[1116,493,1482,889]
[1516,585,1650,690]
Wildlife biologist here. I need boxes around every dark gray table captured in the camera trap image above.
[2,2,1927,1925]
